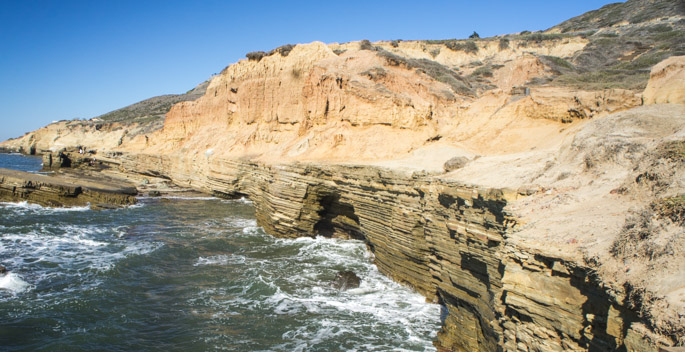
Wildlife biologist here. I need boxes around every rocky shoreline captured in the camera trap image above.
[39,149,662,352]
[4,117,682,350]
[0,167,137,209]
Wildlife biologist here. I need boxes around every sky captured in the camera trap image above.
[0,0,622,142]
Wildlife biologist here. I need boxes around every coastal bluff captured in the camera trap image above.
[2,0,684,350]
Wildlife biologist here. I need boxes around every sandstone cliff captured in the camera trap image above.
[2,0,684,350]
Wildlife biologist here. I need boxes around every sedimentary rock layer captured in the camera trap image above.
[96,152,663,351]
[0,168,137,209]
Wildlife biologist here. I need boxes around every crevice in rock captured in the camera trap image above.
[212,190,249,199]
[313,193,364,240]
[437,289,502,352]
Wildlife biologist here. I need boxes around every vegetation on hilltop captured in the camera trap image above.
[398,0,684,91]
[552,0,684,33]
[77,79,210,134]
[535,0,685,89]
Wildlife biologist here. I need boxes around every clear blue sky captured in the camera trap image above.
[0,0,620,142]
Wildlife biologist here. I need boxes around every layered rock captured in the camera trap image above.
[0,168,137,209]
[96,144,676,351]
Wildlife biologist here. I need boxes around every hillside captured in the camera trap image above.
[93,79,210,126]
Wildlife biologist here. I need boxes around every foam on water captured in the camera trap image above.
[223,217,257,229]
[195,254,247,266]
[0,157,439,351]
[1,201,91,214]
[220,197,252,205]
[160,196,219,200]
[192,234,440,351]
[1,221,162,301]
[0,273,31,293]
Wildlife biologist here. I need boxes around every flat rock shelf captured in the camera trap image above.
[0,168,137,209]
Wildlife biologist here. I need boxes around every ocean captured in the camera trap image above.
[0,153,440,351]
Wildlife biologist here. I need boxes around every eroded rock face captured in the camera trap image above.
[1,40,643,162]
[643,55,685,105]
[106,151,674,351]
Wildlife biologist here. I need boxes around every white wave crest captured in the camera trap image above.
[219,197,252,205]
[1,201,91,213]
[160,196,218,200]
[195,254,246,266]
[0,273,31,293]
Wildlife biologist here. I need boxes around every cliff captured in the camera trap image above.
[2,0,684,350]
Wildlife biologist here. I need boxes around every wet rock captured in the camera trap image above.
[148,190,161,197]
[332,270,361,290]
[0,265,6,275]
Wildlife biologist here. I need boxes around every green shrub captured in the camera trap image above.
[613,51,668,70]
[555,70,649,90]
[523,32,562,42]
[647,24,672,33]
[541,55,575,71]
[651,29,684,42]
[577,31,596,39]
[390,40,400,48]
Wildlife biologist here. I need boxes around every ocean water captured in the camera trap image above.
[0,152,43,172]
[0,153,441,351]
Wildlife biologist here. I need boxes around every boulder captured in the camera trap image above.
[331,270,361,290]
[444,156,470,172]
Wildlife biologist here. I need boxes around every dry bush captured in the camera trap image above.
[498,38,510,50]
[246,51,268,62]
[376,49,473,96]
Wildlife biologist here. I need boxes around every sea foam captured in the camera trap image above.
[0,273,31,293]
